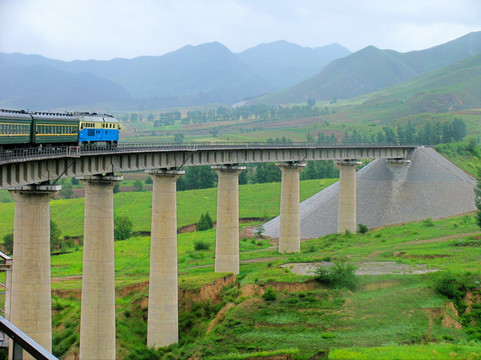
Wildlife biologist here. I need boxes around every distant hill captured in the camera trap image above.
[0,64,132,109]
[239,41,350,89]
[0,41,349,110]
[263,31,481,104]
[363,52,481,115]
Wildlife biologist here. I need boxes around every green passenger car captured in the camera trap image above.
[32,112,79,145]
[0,109,33,147]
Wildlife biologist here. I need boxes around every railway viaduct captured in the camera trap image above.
[0,142,415,359]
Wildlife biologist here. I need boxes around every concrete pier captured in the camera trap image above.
[146,169,184,348]
[337,160,361,234]
[213,165,245,274]
[278,162,306,253]
[78,175,122,360]
[9,185,60,359]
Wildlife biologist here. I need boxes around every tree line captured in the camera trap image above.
[175,161,339,192]
[342,118,466,145]
[121,103,333,127]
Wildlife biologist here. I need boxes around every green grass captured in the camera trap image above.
[0,178,336,240]
[4,175,480,359]
[45,211,481,359]
[329,343,481,359]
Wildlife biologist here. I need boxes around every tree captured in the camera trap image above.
[71,177,80,186]
[133,180,144,192]
[114,216,133,241]
[197,212,214,231]
[145,176,153,185]
[50,220,62,252]
[254,163,281,183]
[113,182,121,194]
[59,181,73,199]
[182,166,216,190]
[2,233,13,255]
[475,168,481,229]
[174,133,185,144]
[307,98,316,107]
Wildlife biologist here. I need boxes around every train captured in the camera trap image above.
[0,108,120,149]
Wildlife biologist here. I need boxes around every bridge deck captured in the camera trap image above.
[0,142,417,189]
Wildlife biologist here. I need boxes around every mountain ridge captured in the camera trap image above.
[263,31,481,104]
[0,40,350,110]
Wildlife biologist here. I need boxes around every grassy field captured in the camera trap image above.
[0,178,336,240]
[3,168,481,359]
[40,180,481,359]
[45,211,481,359]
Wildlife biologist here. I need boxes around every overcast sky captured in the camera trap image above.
[1,0,480,61]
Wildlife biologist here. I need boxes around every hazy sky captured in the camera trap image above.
[1,0,480,61]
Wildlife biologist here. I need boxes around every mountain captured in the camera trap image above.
[263,31,481,104]
[239,41,351,89]
[0,40,349,110]
[363,52,481,115]
[55,42,270,99]
[0,64,132,109]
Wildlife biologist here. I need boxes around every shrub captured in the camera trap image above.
[423,217,434,227]
[50,220,62,252]
[197,212,214,231]
[314,262,358,290]
[133,180,144,192]
[358,223,368,234]
[2,233,13,255]
[114,216,133,241]
[263,287,277,302]
[194,240,210,251]
[434,272,464,300]
[255,225,264,239]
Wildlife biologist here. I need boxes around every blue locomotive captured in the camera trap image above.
[0,109,120,149]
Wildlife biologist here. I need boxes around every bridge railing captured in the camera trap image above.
[0,315,58,360]
[0,142,417,165]
[0,251,11,348]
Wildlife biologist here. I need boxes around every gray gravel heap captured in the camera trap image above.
[263,147,476,239]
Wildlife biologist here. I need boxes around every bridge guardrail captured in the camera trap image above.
[0,142,418,165]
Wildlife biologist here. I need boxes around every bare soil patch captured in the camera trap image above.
[280,261,438,276]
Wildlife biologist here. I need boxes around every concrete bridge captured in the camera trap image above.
[2,142,415,359]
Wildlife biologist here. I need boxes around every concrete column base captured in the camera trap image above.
[336,160,361,234]
[78,175,122,360]
[9,185,60,360]
[213,165,245,274]
[146,169,184,348]
[277,162,306,253]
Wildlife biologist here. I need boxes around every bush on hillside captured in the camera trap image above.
[50,220,62,252]
[263,287,277,302]
[314,262,358,290]
[434,273,464,301]
[133,180,145,192]
[194,240,210,251]
[197,212,213,231]
[115,216,133,241]
[2,233,13,255]
[358,223,368,234]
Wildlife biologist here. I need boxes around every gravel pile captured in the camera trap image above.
[263,147,476,239]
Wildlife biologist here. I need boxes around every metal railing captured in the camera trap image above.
[0,142,417,165]
[0,251,11,348]
[0,315,58,360]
